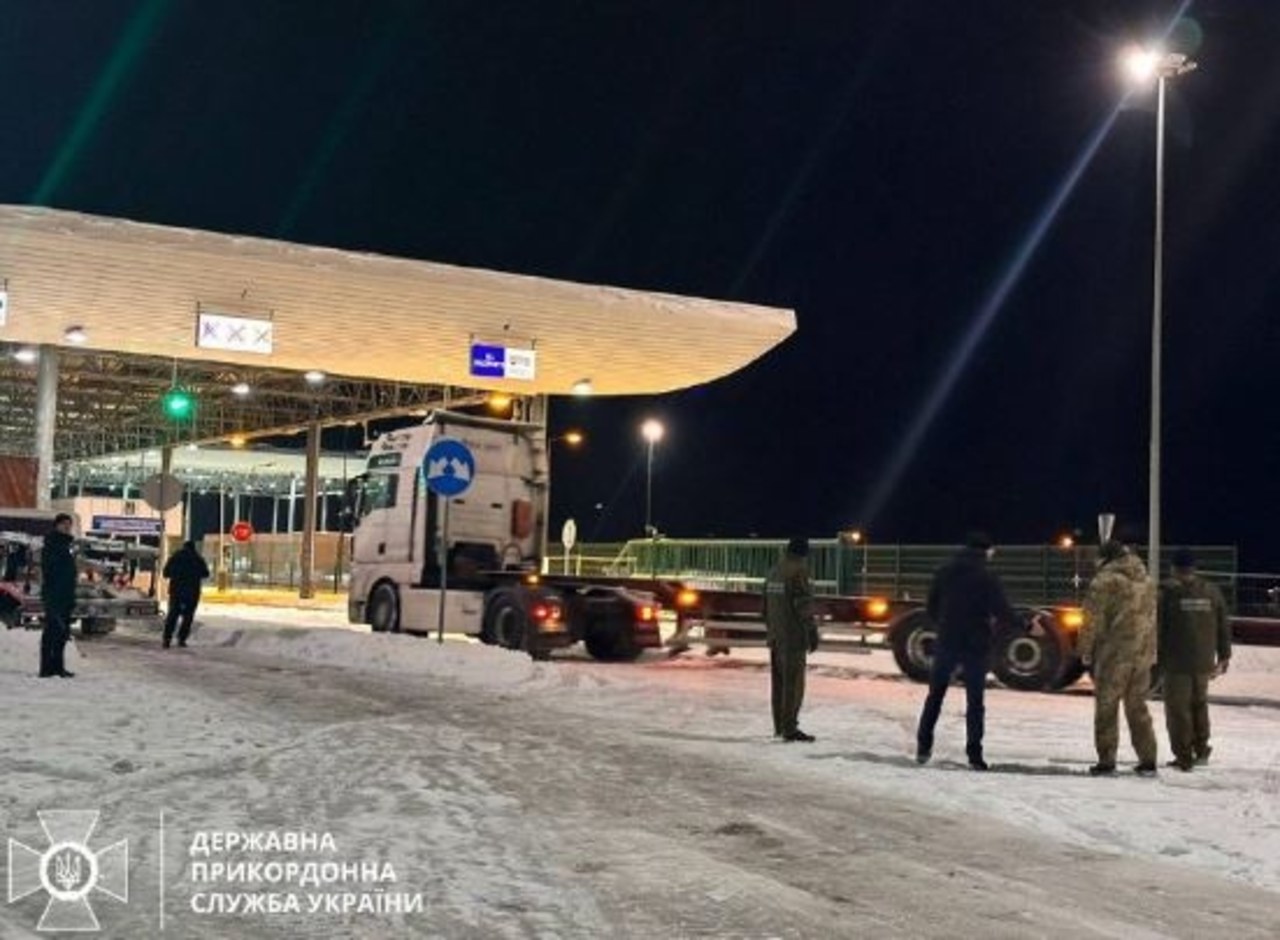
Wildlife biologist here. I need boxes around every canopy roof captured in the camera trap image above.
[0,205,795,397]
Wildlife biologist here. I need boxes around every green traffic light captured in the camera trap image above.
[162,386,195,420]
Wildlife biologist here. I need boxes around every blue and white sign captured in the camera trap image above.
[470,344,506,378]
[469,343,537,381]
[91,515,163,536]
[423,437,475,498]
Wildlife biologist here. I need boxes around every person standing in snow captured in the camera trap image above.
[162,540,210,648]
[1079,538,1159,776]
[39,513,78,678]
[1158,547,1231,771]
[765,537,819,742]
[915,532,1014,771]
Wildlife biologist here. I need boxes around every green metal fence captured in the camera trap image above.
[575,538,1240,608]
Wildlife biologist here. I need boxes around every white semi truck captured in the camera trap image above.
[346,411,672,660]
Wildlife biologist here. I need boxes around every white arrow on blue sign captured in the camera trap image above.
[423,437,476,498]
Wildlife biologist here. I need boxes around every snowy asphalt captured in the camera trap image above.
[3,626,1277,939]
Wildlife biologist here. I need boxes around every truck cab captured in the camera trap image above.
[346,411,572,656]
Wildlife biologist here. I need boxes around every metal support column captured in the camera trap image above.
[159,446,174,598]
[218,482,226,590]
[299,422,320,599]
[525,395,550,562]
[34,345,59,509]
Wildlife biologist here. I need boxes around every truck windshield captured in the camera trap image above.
[357,473,398,518]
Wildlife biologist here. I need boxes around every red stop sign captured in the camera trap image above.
[230,521,254,543]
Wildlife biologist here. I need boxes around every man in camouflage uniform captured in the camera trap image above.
[765,537,819,742]
[1159,547,1231,771]
[1079,539,1158,775]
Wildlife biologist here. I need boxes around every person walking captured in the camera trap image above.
[915,532,1014,770]
[1159,547,1231,771]
[163,540,211,648]
[765,537,819,742]
[39,513,78,678]
[1079,539,1159,776]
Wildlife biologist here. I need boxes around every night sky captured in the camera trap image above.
[4,2,1278,564]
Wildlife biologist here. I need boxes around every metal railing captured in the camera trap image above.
[578,538,1244,608]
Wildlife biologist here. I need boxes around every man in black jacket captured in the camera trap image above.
[163,541,211,648]
[39,513,78,678]
[915,532,1016,770]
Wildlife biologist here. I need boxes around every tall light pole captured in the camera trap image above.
[640,419,665,537]
[1121,46,1196,580]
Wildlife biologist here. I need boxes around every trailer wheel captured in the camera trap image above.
[484,589,528,651]
[890,611,936,683]
[1054,659,1088,690]
[367,583,400,633]
[992,617,1067,691]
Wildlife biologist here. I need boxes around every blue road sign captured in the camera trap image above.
[470,344,505,378]
[423,437,476,498]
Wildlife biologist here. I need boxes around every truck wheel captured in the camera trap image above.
[585,631,641,662]
[992,619,1067,691]
[890,611,936,683]
[367,583,400,633]
[484,589,527,651]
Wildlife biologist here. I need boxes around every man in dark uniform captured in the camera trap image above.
[163,540,211,648]
[1159,547,1231,771]
[39,513,78,678]
[765,537,819,742]
[915,532,1015,770]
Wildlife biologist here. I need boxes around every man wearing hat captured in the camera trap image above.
[1079,538,1159,775]
[1159,548,1231,771]
[915,532,1014,770]
[765,537,819,742]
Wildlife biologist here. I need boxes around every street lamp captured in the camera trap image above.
[844,528,869,596]
[1121,45,1196,581]
[640,419,664,537]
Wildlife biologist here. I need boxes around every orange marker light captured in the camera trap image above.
[676,589,700,609]
[1060,608,1085,629]
[865,597,890,621]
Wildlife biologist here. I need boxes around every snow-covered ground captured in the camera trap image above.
[2,609,1278,938]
